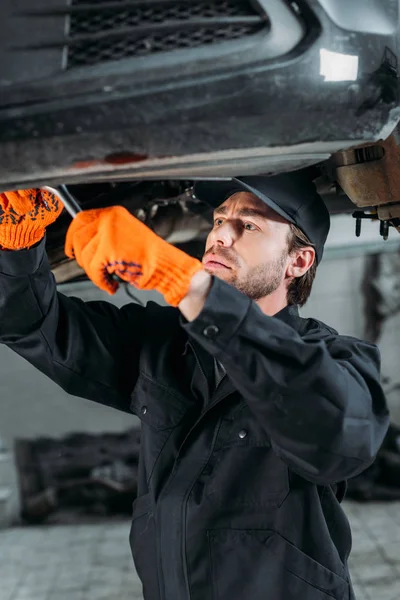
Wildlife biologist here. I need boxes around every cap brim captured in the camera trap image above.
[194,179,297,226]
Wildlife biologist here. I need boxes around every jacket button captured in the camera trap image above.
[203,325,219,338]
[141,406,148,415]
[238,429,248,439]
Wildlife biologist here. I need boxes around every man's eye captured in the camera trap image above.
[214,218,224,226]
[244,222,257,231]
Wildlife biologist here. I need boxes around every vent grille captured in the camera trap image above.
[65,0,267,68]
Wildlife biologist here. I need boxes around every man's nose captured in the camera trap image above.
[212,221,236,247]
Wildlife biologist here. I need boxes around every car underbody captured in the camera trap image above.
[1,0,400,283]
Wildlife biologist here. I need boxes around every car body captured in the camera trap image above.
[1,0,400,279]
[0,0,399,189]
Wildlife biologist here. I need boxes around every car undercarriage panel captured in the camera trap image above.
[0,0,399,189]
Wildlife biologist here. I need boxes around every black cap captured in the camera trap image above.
[194,171,330,263]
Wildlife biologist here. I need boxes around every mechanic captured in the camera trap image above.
[0,173,389,600]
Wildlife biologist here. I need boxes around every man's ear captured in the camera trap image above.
[286,247,315,279]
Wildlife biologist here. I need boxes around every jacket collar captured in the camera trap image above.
[273,304,301,329]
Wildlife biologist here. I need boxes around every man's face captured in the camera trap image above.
[202,192,292,301]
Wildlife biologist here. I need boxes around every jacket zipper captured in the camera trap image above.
[177,343,231,461]
[180,343,232,599]
[176,342,209,458]
[181,417,223,600]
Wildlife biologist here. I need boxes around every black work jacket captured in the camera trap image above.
[0,240,389,600]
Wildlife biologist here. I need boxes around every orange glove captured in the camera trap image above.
[0,188,63,250]
[65,206,203,306]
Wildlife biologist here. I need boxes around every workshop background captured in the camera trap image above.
[0,214,400,600]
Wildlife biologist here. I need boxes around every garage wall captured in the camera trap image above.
[301,254,365,337]
[0,284,168,450]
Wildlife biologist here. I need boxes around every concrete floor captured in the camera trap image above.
[1,501,400,600]
[0,520,141,600]
[345,500,400,600]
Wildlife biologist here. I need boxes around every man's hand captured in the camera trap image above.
[65,205,205,307]
[178,270,213,321]
[0,188,63,250]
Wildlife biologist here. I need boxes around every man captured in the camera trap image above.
[0,173,389,600]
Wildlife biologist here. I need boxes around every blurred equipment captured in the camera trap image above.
[347,424,400,502]
[14,428,141,524]
[363,250,400,343]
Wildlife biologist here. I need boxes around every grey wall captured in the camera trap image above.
[301,255,365,337]
[0,284,168,450]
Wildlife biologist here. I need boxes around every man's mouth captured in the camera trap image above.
[203,255,232,270]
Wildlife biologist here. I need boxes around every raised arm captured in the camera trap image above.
[181,274,390,485]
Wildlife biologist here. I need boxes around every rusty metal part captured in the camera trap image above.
[332,134,400,214]
[51,259,85,285]
[151,204,210,245]
[377,202,400,220]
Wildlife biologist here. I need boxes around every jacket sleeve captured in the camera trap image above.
[0,239,145,413]
[183,277,390,485]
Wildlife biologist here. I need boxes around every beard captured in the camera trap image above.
[205,248,287,301]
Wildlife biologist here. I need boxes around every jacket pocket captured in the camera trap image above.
[130,374,188,431]
[206,446,290,509]
[208,529,349,600]
[129,494,160,600]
